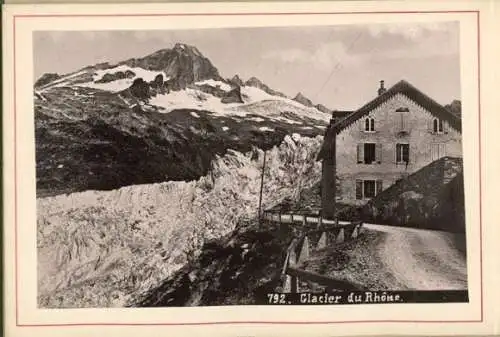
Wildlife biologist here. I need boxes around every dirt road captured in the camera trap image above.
[364,224,468,290]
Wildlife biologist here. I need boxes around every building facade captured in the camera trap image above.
[319,80,462,209]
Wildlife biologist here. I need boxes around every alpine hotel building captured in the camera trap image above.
[318,80,462,213]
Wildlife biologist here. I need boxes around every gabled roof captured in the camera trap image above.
[333,79,462,134]
[317,80,462,161]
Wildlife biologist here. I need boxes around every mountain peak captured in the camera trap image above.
[121,43,221,83]
[228,74,244,87]
[244,76,287,98]
[245,76,263,86]
[172,43,203,56]
[293,92,314,107]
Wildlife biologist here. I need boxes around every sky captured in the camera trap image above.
[33,22,460,110]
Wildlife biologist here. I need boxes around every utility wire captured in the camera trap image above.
[312,30,365,102]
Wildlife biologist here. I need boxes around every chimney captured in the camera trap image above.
[378,80,386,96]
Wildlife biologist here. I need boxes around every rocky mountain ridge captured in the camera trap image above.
[34,42,333,196]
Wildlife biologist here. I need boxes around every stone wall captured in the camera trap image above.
[353,157,465,232]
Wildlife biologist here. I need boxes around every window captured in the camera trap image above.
[357,143,382,164]
[356,179,383,200]
[432,118,444,133]
[396,143,410,164]
[431,143,446,161]
[355,180,363,200]
[365,117,375,132]
[364,143,376,163]
[398,113,408,131]
[364,180,376,198]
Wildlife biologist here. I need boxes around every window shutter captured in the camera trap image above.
[402,114,408,131]
[440,143,447,158]
[376,180,383,195]
[431,143,438,161]
[403,144,410,163]
[359,119,364,131]
[443,120,448,134]
[357,144,363,163]
[376,143,382,163]
[355,180,363,200]
[427,119,433,133]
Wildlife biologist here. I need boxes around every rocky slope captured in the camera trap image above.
[37,134,324,308]
[35,43,333,197]
[134,218,296,307]
[344,157,465,232]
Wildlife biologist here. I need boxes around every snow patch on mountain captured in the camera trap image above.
[149,88,236,112]
[75,65,169,93]
[195,79,232,92]
[249,117,265,122]
[95,65,167,83]
[39,65,170,93]
[39,70,87,90]
[148,85,330,125]
[77,79,135,93]
[240,85,277,102]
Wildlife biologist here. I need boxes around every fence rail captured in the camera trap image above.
[262,209,356,228]
[286,267,359,291]
[267,209,365,293]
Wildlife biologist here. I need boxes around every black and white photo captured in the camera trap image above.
[32,22,468,309]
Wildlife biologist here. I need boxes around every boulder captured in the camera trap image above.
[129,78,150,100]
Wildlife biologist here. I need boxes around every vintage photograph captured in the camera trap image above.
[34,22,467,308]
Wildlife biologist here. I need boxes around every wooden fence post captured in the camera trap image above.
[291,276,299,293]
[351,226,358,239]
[298,236,310,264]
[317,231,327,249]
[283,275,292,292]
[336,228,345,243]
[358,224,364,234]
[283,242,296,293]
[289,249,297,266]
